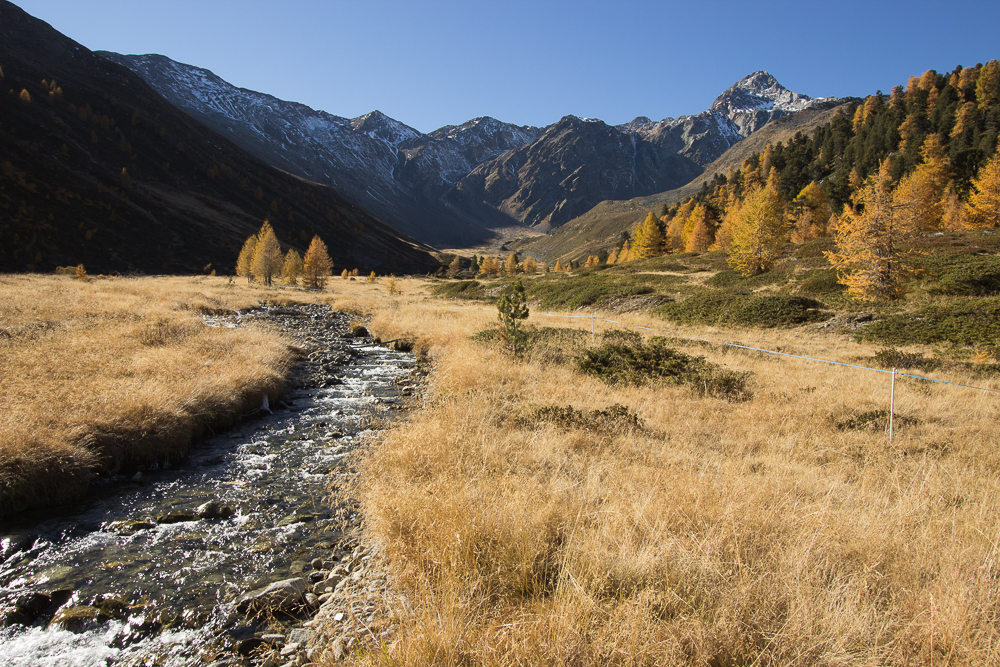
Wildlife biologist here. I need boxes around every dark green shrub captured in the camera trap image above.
[523,404,643,434]
[705,269,792,290]
[866,348,941,371]
[576,337,752,401]
[654,292,830,328]
[796,269,846,295]
[859,298,1000,347]
[431,280,488,300]
[922,255,1000,296]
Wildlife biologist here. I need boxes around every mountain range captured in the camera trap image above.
[100,52,844,247]
[2,0,851,273]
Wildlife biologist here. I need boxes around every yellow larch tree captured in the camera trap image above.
[236,234,257,284]
[522,256,537,274]
[553,259,564,272]
[606,247,619,265]
[790,181,833,243]
[826,159,919,300]
[684,204,713,252]
[505,252,520,275]
[965,147,1000,228]
[251,220,283,286]
[894,133,952,230]
[302,235,333,289]
[727,169,786,276]
[282,249,303,286]
[631,212,665,258]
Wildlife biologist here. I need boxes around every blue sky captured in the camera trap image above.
[15,0,1000,134]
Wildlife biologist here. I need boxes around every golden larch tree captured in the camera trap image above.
[727,170,786,276]
[303,235,334,289]
[684,204,713,252]
[826,159,919,300]
[236,235,257,283]
[251,221,283,286]
[282,249,303,286]
[894,134,952,230]
[522,256,537,274]
[790,181,833,242]
[631,212,664,258]
[505,252,520,275]
[965,148,1000,229]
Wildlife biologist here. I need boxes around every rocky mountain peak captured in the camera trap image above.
[350,110,420,146]
[710,71,827,137]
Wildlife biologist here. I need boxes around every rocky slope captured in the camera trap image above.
[456,71,840,232]
[98,52,543,247]
[0,1,436,274]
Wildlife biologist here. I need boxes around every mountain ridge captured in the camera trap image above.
[100,53,841,247]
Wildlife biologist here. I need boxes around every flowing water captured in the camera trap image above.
[0,307,417,666]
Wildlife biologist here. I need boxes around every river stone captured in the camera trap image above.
[195,500,235,520]
[156,511,196,524]
[50,605,105,632]
[103,519,156,536]
[1,532,36,559]
[236,577,309,616]
[351,326,369,338]
[236,637,267,656]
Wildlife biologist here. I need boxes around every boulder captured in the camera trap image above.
[195,500,235,520]
[236,578,309,616]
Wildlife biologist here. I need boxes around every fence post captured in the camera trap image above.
[889,367,897,443]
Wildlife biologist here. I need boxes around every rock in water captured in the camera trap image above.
[236,578,309,616]
[195,500,235,520]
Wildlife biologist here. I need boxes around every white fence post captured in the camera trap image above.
[889,367,897,443]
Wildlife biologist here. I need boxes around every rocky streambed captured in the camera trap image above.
[0,304,420,666]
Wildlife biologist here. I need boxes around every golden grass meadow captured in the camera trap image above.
[3,272,1000,665]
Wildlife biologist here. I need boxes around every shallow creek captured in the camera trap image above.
[0,305,418,666]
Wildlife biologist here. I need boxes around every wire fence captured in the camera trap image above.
[332,287,999,441]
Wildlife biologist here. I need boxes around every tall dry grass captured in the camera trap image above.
[0,274,296,515]
[320,283,1000,666]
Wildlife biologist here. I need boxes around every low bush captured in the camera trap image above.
[705,268,793,290]
[576,336,752,401]
[864,348,942,372]
[796,268,846,295]
[519,403,643,435]
[430,280,489,301]
[916,254,1000,296]
[859,298,1000,347]
[654,291,831,328]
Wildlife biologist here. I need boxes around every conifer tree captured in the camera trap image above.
[727,170,786,276]
[684,204,713,252]
[236,234,257,283]
[523,256,537,274]
[448,255,462,277]
[251,220,283,286]
[469,255,480,275]
[553,259,564,272]
[505,252,520,275]
[965,148,1000,228]
[826,159,919,300]
[342,268,349,280]
[282,249,303,286]
[790,182,833,242]
[618,240,631,263]
[303,235,333,288]
[975,60,1000,113]
[894,134,952,230]
[606,247,619,264]
[632,212,665,258]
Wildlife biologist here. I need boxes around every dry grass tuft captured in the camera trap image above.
[0,274,294,515]
[314,280,1000,666]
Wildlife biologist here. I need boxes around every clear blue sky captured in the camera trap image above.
[14,0,1000,134]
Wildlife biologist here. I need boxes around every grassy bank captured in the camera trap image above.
[320,279,1000,666]
[0,274,295,516]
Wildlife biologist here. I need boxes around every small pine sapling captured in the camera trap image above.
[497,278,530,357]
